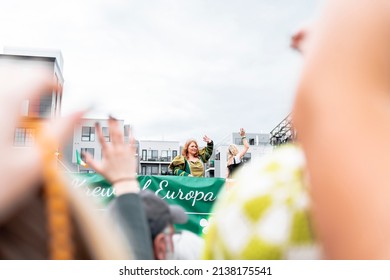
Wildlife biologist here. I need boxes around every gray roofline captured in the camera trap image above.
[1,46,64,71]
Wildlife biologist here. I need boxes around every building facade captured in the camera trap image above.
[62,118,131,173]
[138,140,180,176]
[1,47,64,147]
[62,119,181,176]
[213,132,273,178]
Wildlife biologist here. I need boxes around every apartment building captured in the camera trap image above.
[213,132,273,178]
[62,119,182,176]
[62,118,131,173]
[0,47,64,147]
[138,140,180,176]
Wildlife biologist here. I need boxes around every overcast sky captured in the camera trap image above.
[0,0,320,145]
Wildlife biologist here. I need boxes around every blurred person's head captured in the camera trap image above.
[0,180,132,260]
[139,190,188,260]
[228,144,239,157]
[182,139,199,158]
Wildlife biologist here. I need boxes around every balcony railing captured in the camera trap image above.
[140,156,172,162]
[269,113,295,146]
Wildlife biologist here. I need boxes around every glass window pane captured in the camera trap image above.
[151,166,159,175]
[39,94,52,117]
[14,128,25,146]
[81,126,95,142]
[81,148,94,160]
[102,127,110,142]
[161,150,168,161]
[90,127,95,141]
[142,150,147,160]
[161,165,168,175]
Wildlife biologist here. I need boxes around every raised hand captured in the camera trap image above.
[203,135,212,144]
[290,22,313,54]
[84,117,139,195]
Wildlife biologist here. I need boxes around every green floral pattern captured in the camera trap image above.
[202,145,320,259]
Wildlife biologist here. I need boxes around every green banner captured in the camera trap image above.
[70,174,226,235]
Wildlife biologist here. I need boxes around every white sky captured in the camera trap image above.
[0,0,320,145]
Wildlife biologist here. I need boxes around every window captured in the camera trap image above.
[144,165,159,175]
[215,152,220,160]
[80,148,94,161]
[151,165,159,175]
[102,127,110,142]
[14,128,35,146]
[172,150,178,158]
[142,149,147,161]
[234,138,254,145]
[161,165,169,175]
[39,94,52,117]
[151,150,158,160]
[53,74,59,116]
[243,153,251,163]
[81,126,95,142]
[80,170,95,174]
[124,125,129,137]
[28,93,52,117]
[161,150,168,161]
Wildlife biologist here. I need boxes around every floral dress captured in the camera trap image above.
[202,144,321,259]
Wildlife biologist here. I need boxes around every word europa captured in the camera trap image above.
[142,179,217,206]
[71,177,218,207]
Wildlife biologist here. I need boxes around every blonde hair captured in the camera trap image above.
[228,144,238,160]
[182,139,199,159]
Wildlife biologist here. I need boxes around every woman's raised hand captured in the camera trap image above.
[203,135,212,144]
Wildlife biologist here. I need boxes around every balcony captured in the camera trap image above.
[269,113,295,146]
[140,156,172,163]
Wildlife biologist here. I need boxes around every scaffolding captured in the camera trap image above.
[269,113,296,146]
